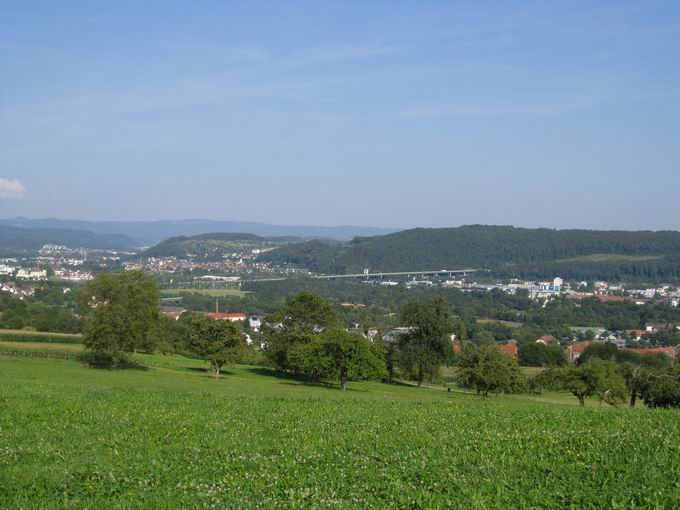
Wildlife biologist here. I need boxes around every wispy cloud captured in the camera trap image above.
[0,178,27,199]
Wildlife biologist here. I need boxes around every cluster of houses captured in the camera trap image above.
[0,267,92,286]
[0,282,40,299]
[1,247,95,287]
[123,254,310,280]
[494,326,679,365]
[426,276,680,305]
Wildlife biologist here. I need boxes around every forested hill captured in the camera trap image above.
[0,226,137,254]
[142,232,300,259]
[258,225,680,282]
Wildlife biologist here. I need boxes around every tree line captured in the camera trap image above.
[71,271,680,406]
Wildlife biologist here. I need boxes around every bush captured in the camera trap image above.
[78,351,145,369]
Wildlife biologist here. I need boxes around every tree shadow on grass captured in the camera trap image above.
[278,381,369,393]
[245,366,298,381]
[381,379,416,388]
[184,366,237,377]
[243,368,370,392]
[82,363,150,371]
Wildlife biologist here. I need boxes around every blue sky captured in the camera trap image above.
[1,1,679,229]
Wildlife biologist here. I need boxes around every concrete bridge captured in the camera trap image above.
[313,268,477,280]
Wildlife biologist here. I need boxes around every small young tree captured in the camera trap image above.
[77,270,160,368]
[189,316,246,378]
[562,368,592,407]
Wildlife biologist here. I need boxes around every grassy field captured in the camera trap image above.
[160,288,248,298]
[1,351,679,508]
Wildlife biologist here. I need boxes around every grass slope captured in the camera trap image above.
[1,353,679,509]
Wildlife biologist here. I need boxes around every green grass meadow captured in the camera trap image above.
[1,346,679,508]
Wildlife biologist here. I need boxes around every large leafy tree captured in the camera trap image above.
[288,329,386,390]
[280,291,337,331]
[77,270,160,367]
[537,359,627,406]
[518,342,568,367]
[587,358,628,406]
[577,342,619,365]
[457,345,526,397]
[320,329,386,391]
[188,315,246,377]
[263,291,337,373]
[638,364,680,409]
[397,298,452,386]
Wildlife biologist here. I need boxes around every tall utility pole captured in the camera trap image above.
[215,298,219,314]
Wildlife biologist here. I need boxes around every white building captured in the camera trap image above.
[16,268,47,280]
[249,315,263,332]
[0,264,16,275]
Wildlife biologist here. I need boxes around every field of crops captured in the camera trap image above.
[1,353,679,509]
[0,328,83,344]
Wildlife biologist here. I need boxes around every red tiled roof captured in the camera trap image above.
[623,347,677,359]
[499,342,518,358]
[566,341,591,354]
[206,312,246,320]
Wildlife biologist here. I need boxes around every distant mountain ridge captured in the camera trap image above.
[0,225,136,254]
[258,225,680,282]
[0,218,397,244]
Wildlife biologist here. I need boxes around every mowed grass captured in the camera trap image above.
[1,355,679,509]
[160,288,248,297]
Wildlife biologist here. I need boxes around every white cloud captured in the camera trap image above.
[0,178,27,199]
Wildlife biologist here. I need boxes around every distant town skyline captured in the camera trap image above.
[1,1,680,230]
